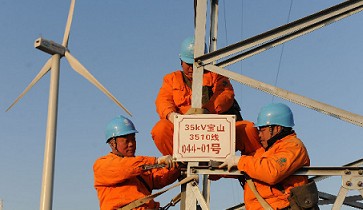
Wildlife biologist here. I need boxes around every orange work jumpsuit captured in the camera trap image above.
[237,133,310,210]
[93,153,180,210]
[151,70,261,155]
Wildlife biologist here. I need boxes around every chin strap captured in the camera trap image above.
[110,138,125,157]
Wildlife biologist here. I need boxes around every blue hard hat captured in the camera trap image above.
[256,103,295,127]
[179,37,208,64]
[105,115,138,143]
[179,37,195,64]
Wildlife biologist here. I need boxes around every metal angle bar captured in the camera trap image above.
[189,159,363,175]
[318,191,363,208]
[190,166,363,176]
[202,175,210,206]
[295,166,363,176]
[344,197,363,209]
[204,64,363,127]
[190,168,243,176]
[194,0,207,59]
[318,191,339,205]
[217,5,363,68]
[190,164,363,209]
[225,203,246,210]
[333,187,350,210]
[346,195,363,202]
[192,0,208,109]
[320,193,363,202]
[310,158,363,182]
[190,183,210,210]
[345,158,363,167]
[209,0,219,54]
[183,162,198,210]
[201,0,219,205]
[224,186,363,209]
[196,0,363,65]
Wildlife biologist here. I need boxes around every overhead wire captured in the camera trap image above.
[222,0,228,45]
[223,0,245,111]
[221,0,242,206]
[239,1,245,108]
[214,0,297,208]
[272,0,294,102]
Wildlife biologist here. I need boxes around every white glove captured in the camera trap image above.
[157,155,175,168]
[218,154,241,171]
[167,112,179,124]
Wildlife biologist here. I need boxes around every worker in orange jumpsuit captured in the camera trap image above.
[219,103,311,210]
[93,115,180,210]
[151,36,261,156]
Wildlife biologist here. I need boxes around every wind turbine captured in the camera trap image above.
[6,1,132,210]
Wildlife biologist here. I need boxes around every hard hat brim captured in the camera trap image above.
[180,56,194,65]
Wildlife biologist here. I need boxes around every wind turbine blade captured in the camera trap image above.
[64,51,132,116]
[62,0,75,47]
[6,58,52,112]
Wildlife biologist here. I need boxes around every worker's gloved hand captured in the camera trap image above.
[185,108,209,115]
[157,155,175,168]
[218,154,241,171]
[167,112,180,124]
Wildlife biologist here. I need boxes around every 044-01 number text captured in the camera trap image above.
[181,143,221,154]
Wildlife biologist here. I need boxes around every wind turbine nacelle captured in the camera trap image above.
[34,37,66,56]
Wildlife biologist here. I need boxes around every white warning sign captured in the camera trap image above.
[173,114,235,162]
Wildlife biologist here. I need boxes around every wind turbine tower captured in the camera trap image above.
[6,1,131,210]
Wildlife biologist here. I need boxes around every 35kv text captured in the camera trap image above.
[184,124,225,132]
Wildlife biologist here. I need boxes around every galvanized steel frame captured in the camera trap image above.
[181,0,363,209]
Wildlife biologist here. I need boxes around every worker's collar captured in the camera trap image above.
[265,127,294,150]
[110,152,124,158]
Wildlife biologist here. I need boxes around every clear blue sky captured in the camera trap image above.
[0,1,362,209]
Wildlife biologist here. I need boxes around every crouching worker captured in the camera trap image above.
[151,36,261,156]
[93,115,181,210]
[219,103,319,210]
